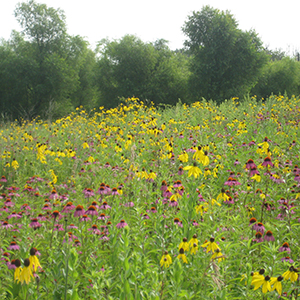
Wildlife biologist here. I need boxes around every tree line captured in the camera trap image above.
[1,1,300,120]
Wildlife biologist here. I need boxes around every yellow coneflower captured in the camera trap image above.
[201,237,220,253]
[14,259,22,282]
[183,162,202,179]
[178,151,189,163]
[160,251,172,268]
[282,266,298,282]
[210,248,224,263]
[190,243,198,255]
[19,258,33,284]
[193,146,204,162]
[11,159,19,170]
[251,173,261,182]
[178,248,188,263]
[216,188,229,202]
[188,234,198,248]
[251,275,271,294]
[29,248,41,272]
[270,276,283,295]
[178,238,189,252]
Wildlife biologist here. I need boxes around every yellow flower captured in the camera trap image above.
[251,275,271,293]
[19,259,33,284]
[147,171,157,181]
[282,266,299,282]
[29,248,42,272]
[211,198,221,206]
[160,251,172,268]
[178,238,189,252]
[11,159,19,170]
[251,174,261,182]
[14,266,22,282]
[183,163,202,178]
[178,248,188,263]
[202,152,209,166]
[188,234,199,248]
[13,259,22,282]
[190,243,198,255]
[82,141,89,149]
[201,237,220,253]
[195,203,208,216]
[270,276,283,295]
[178,151,189,163]
[193,146,204,162]
[216,189,229,201]
[211,249,224,263]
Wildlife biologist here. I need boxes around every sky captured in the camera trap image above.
[1,0,300,54]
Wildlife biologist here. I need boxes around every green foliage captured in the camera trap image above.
[95,35,190,107]
[182,6,268,103]
[251,57,300,99]
[0,1,96,120]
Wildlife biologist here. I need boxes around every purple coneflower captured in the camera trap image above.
[262,156,274,167]
[163,189,172,198]
[178,166,184,175]
[173,218,183,227]
[54,223,64,231]
[8,241,20,250]
[74,205,85,217]
[29,218,42,229]
[97,213,109,220]
[160,180,168,192]
[67,224,78,229]
[0,176,7,182]
[61,202,76,213]
[281,256,294,263]
[264,230,275,242]
[150,207,157,213]
[83,188,95,198]
[254,232,264,243]
[51,210,62,220]
[253,222,265,234]
[80,215,91,222]
[278,242,291,253]
[2,221,13,229]
[116,219,128,228]
[224,177,241,186]
[245,159,256,169]
[99,201,111,210]
[4,199,14,207]
[88,224,101,235]
[169,199,178,207]
[142,213,150,219]
[85,205,98,216]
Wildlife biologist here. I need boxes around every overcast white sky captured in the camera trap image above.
[1,0,300,54]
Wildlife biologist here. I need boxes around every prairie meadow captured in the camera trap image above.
[1,95,300,299]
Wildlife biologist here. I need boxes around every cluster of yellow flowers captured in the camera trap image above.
[14,248,42,285]
[160,235,225,268]
[251,266,299,295]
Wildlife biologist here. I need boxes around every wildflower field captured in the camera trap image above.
[1,95,300,300]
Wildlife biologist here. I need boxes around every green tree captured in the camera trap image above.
[95,35,189,107]
[182,6,267,102]
[251,57,300,99]
[0,0,97,120]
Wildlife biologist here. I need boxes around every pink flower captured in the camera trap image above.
[8,242,20,250]
[116,220,127,228]
[278,242,291,253]
[262,157,274,167]
[264,231,275,242]
[29,218,42,229]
